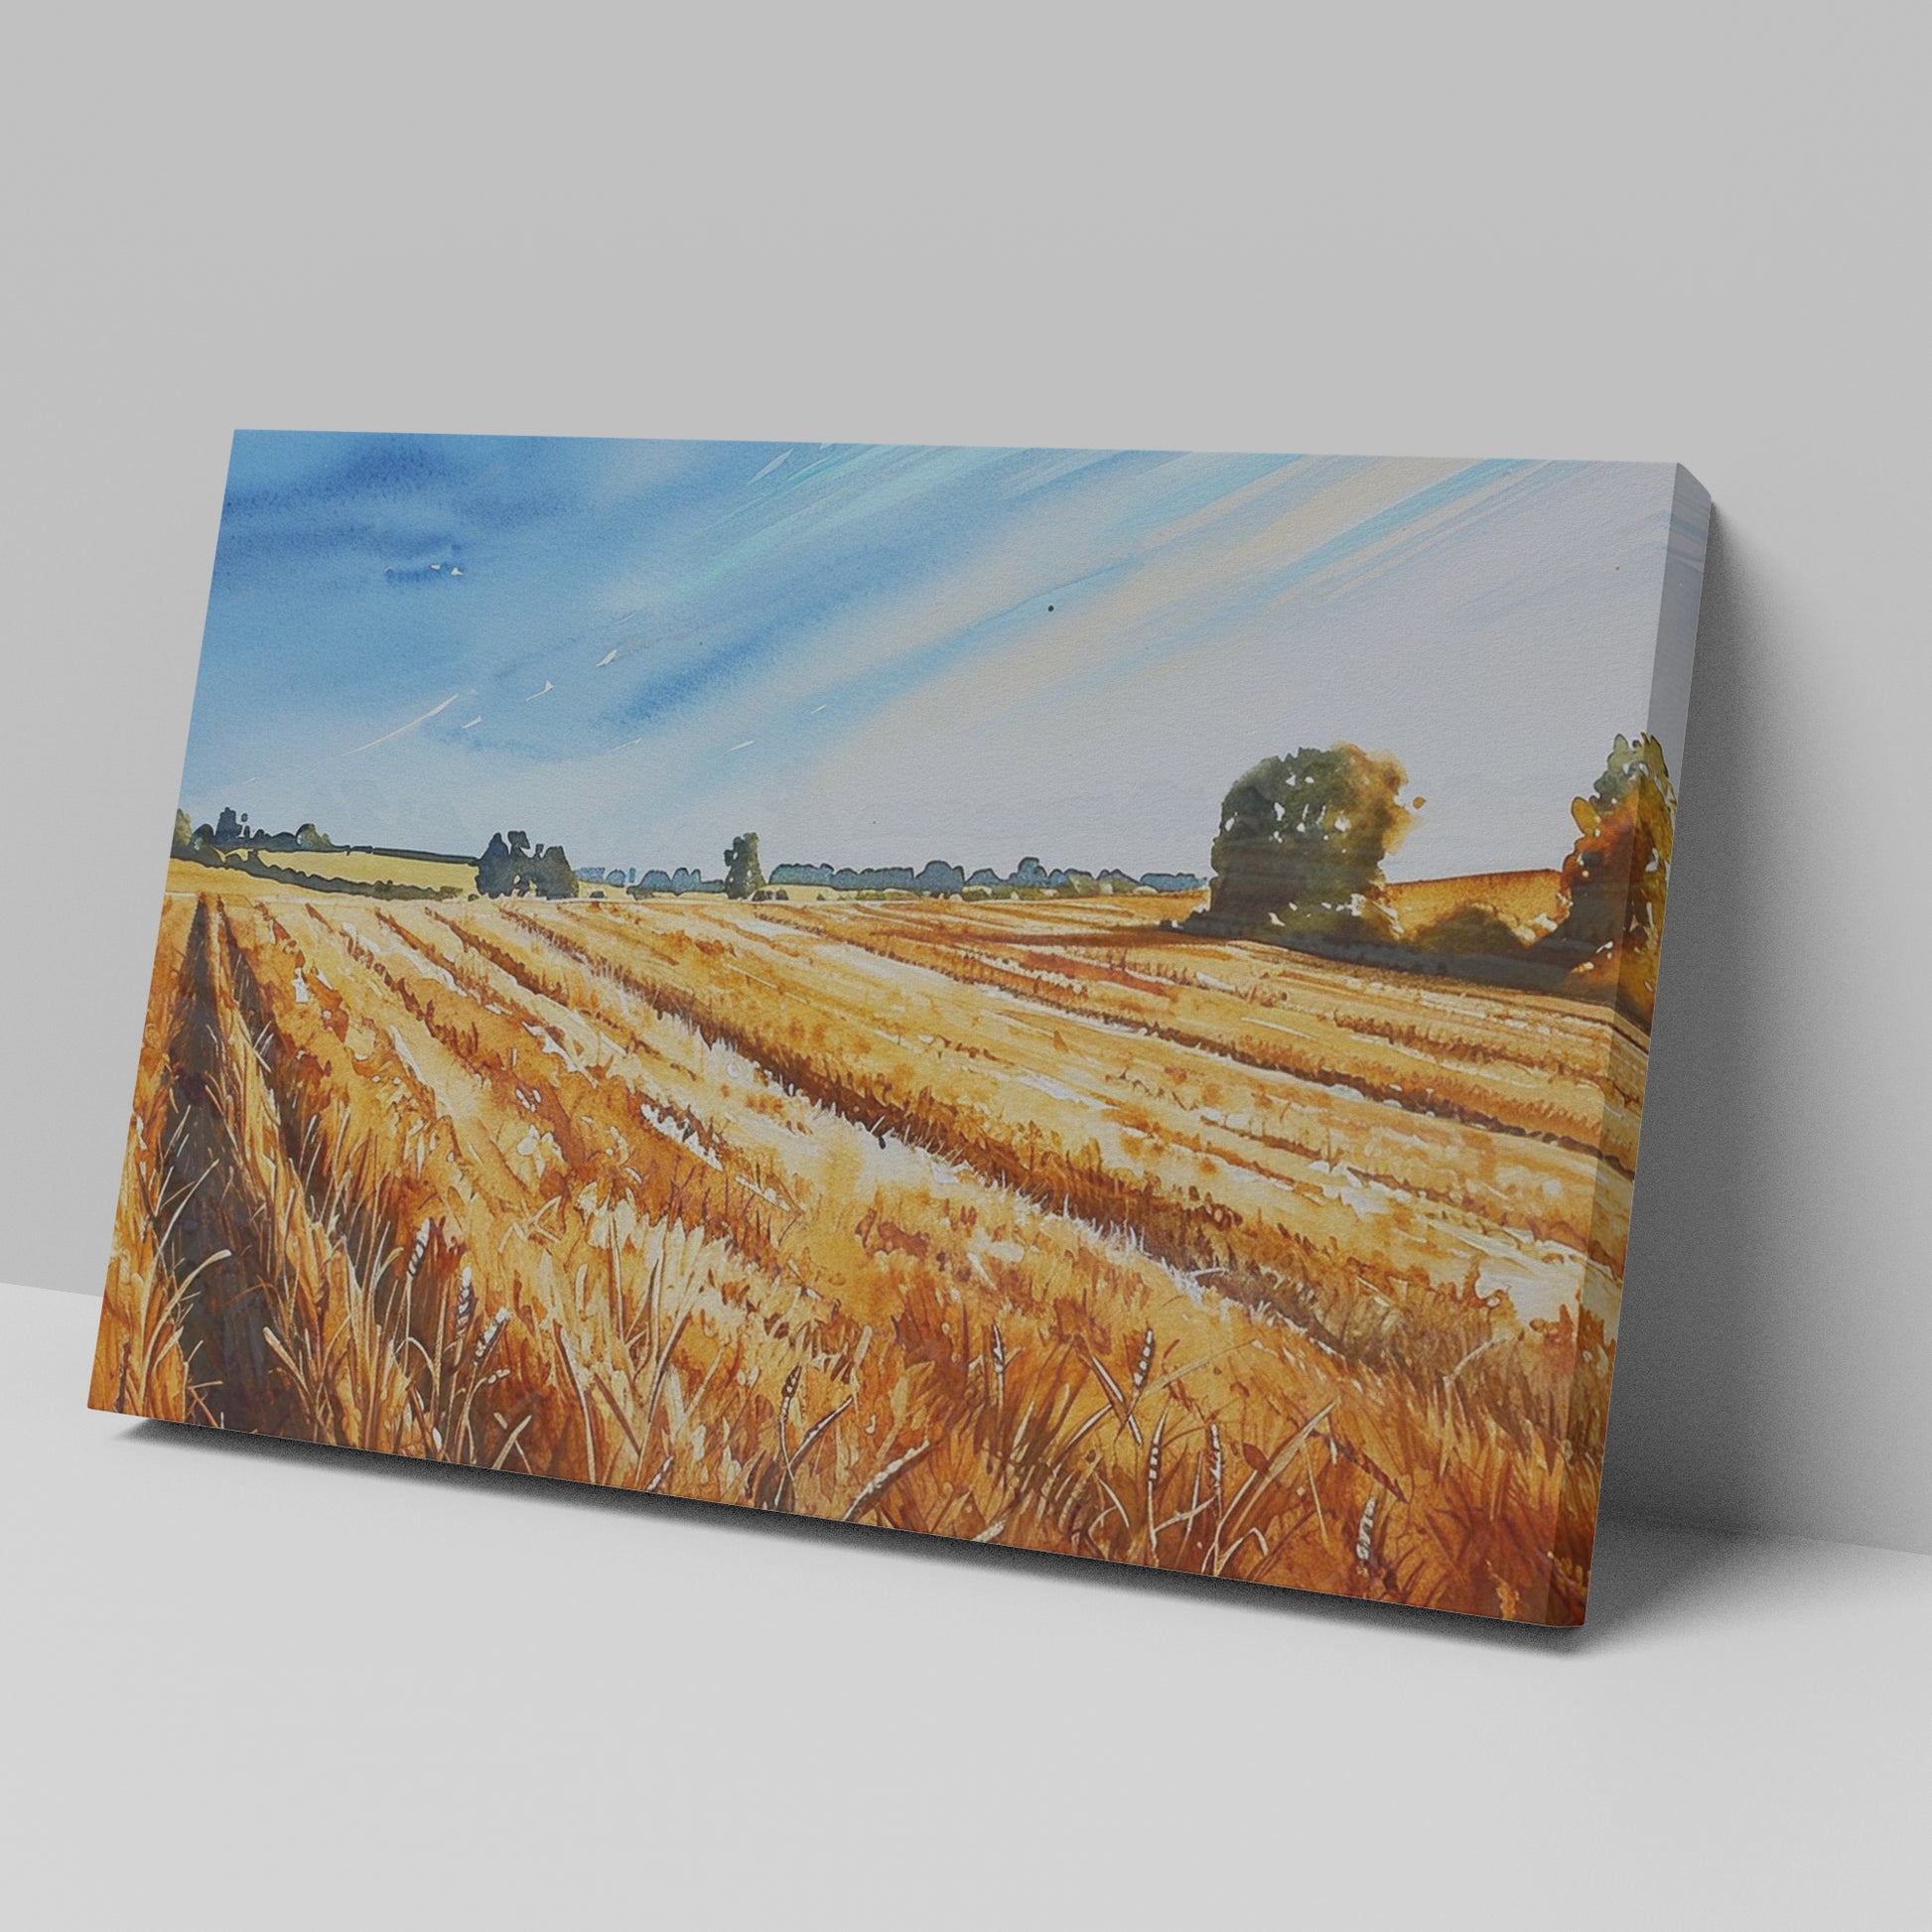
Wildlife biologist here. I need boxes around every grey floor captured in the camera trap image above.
[5,1281,1924,1930]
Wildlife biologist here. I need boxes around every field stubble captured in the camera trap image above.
[92,892,1646,1622]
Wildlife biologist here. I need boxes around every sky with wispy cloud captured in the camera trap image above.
[181,432,1692,880]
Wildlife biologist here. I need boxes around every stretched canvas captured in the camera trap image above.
[90,435,1711,1625]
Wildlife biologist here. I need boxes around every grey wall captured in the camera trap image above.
[3,5,1925,1554]
[1603,507,1932,1550]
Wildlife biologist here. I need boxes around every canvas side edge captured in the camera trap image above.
[1551,463,1713,1623]
[89,436,242,1414]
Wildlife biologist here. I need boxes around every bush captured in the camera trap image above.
[1412,905,1531,960]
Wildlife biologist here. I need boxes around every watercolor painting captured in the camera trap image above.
[89,434,1710,1624]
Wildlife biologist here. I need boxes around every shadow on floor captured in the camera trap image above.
[124,1417,1742,1653]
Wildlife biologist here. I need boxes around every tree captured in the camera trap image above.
[1549,732,1676,1016]
[478,828,576,898]
[1204,743,1412,934]
[214,806,249,848]
[478,832,515,897]
[724,832,764,899]
[527,842,578,900]
[172,809,193,854]
[294,821,331,851]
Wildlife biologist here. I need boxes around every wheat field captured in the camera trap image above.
[92,888,1649,1623]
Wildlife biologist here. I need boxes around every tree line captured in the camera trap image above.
[168,808,463,901]
[172,741,1675,1022]
[619,834,1204,902]
[174,807,334,858]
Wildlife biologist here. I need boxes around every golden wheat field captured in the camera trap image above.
[92,887,1650,1624]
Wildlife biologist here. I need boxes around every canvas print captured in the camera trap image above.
[90,434,1710,1624]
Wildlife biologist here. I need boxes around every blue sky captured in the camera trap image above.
[180,432,1691,880]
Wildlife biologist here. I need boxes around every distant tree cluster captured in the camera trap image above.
[761,855,1204,898]
[627,868,726,897]
[479,830,578,899]
[611,841,1201,902]
[168,805,457,899]
[174,805,334,859]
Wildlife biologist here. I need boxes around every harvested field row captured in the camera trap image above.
[93,890,1632,1621]
[528,898,1628,1328]
[787,894,1646,1172]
